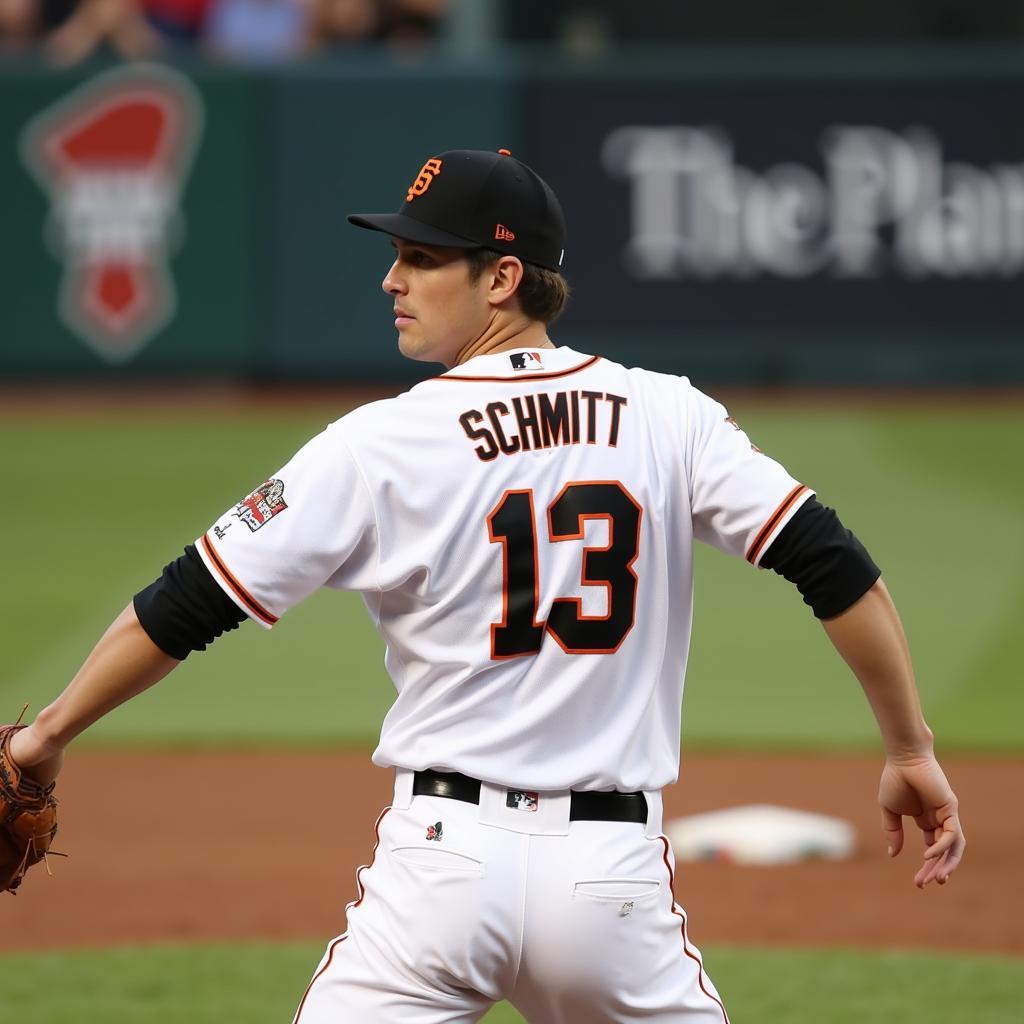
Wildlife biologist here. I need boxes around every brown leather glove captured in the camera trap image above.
[0,724,59,893]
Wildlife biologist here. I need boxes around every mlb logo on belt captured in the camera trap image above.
[20,64,204,363]
[506,790,539,812]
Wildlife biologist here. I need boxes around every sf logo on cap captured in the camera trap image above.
[406,158,442,202]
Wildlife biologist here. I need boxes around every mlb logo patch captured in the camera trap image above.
[506,790,539,812]
[509,351,544,371]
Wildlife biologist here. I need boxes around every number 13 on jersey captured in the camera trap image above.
[487,481,643,659]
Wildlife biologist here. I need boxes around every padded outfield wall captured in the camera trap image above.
[0,46,1021,385]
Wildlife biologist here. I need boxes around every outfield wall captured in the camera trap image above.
[1,47,1021,385]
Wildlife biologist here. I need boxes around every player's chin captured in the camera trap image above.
[397,332,422,360]
[397,330,438,364]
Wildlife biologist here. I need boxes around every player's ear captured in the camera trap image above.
[487,255,525,307]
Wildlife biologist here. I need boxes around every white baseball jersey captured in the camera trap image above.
[197,346,812,792]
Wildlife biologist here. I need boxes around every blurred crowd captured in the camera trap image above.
[0,0,449,64]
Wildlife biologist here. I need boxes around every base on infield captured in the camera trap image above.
[666,804,856,865]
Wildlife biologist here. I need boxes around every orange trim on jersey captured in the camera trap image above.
[744,484,810,566]
[200,533,278,626]
[293,807,392,1022]
[659,836,731,1024]
[437,354,601,383]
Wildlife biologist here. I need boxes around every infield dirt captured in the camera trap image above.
[3,752,1018,955]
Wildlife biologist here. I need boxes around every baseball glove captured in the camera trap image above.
[0,720,58,893]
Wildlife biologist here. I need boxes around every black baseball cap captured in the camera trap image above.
[348,148,566,271]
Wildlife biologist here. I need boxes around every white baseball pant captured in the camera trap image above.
[292,770,729,1023]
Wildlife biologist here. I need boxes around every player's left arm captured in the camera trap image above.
[11,419,377,796]
[8,603,181,786]
[9,540,246,785]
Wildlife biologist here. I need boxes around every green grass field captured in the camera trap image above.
[3,941,1021,1023]
[2,399,1021,751]
[2,397,1021,1022]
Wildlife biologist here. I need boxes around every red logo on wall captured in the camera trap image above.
[20,65,204,363]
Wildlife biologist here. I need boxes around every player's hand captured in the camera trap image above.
[7,722,64,787]
[878,754,965,888]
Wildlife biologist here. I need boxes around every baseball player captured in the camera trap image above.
[8,149,965,1022]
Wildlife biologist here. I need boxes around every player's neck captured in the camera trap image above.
[450,313,553,368]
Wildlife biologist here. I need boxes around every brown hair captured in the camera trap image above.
[465,248,571,325]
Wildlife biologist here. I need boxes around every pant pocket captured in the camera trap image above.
[572,877,661,902]
[389,845,486,874]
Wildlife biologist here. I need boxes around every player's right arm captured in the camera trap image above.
[682,382,964,887]
[821,579,965,888]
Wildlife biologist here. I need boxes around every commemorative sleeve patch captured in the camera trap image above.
[233,478,288,532]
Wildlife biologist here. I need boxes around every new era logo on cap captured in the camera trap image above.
[495,224,515,241]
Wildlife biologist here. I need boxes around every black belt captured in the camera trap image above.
[412,769,648,824]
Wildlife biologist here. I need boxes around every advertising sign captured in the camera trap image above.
[21,64,204,363]
[527,82,1024,338]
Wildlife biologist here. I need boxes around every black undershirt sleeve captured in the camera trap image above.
[759,498,881,620]
[133,544,247,660]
